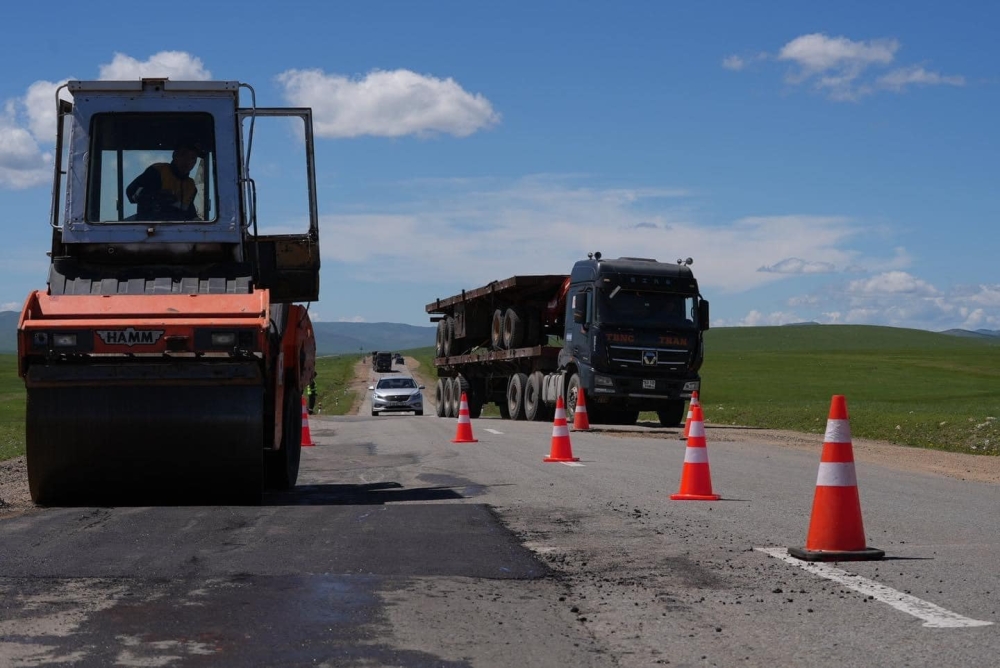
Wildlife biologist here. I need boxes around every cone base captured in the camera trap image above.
[543,456,579,462]
[669,493,721,501]
[452,438,479,443]
[788,546,885,562]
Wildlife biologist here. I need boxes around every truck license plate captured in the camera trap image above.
[642,379,655,390]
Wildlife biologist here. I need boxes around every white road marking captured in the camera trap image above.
[756,547,993,629]
[483,428,504,434]
[561,462,585,467]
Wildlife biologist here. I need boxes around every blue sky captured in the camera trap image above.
[1,1,998,331]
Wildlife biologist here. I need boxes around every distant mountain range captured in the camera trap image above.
[2,310,998,355]
[0,311,434,356]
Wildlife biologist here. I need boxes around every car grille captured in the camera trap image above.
[386,394,412,402]
[607,344,688,370]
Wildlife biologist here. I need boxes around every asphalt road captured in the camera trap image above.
[1,367,996,666]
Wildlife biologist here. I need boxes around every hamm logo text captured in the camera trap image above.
[97,328,165,346]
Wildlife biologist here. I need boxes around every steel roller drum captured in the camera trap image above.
[25,361,265,505]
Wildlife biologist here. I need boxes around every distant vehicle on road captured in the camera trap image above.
[374,351,393,372]
[395,354,405,364]
[369,377,424,416]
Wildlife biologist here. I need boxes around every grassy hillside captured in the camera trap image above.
[2,325,998,462]
[411,326,1000,456]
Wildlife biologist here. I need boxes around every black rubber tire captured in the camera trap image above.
[503,307,525,349]
[442,377,454,418]
[657,400,687,427]
[435,378,446,417]
[451,377,464,416]
[467,396,483,419]
[524,371,547,421]
[265,382,302,490]
[498,396,511,420]
[435,320,447,357]
[371,410,378,417]
[416,410,423,416]
[442,317,454,357]
[506,372,528,421]
[491,308,505,349]
[565,373,581,418]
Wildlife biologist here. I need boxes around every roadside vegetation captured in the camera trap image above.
[313,354,365,416]
[1,325,998,462]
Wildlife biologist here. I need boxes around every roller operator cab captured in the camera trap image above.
[17,79,321,504]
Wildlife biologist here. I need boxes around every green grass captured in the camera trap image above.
[3,325,999,461]
[313,354,365,416]
[697,326,1000,455]
[0,356,25,461]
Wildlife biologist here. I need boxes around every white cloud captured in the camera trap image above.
[98,51,212,81]
[316,176,880,297]
[758,257,836,274]
[846,271,939,297]
[1,51,210,190]
[276,68,500,138]
[337,315,368,323]
[1,301,22,312]
[722,55,746,71]
[877,66,965,92]
[735,310,806,326]
[727,33,965,101]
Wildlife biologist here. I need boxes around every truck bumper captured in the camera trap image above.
[585,371,700,410]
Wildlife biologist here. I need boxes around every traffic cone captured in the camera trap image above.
[301,396,315,447]
[681,391,700,439]
[451,392,479,443]
[544,396,579,462]
[670,404,720,500]
[572,388,591,431]
[789,395,883,561]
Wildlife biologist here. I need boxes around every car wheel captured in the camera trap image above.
[415,410,423,416]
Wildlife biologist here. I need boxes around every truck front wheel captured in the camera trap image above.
[565,373,581,418]
[657,400,686,427]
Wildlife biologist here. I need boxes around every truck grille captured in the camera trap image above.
[607,344,688,371]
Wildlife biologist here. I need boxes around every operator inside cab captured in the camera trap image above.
[126,139,203,221]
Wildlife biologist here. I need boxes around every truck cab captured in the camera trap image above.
[559,255,708,425]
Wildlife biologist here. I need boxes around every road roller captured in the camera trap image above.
[16,79,320,504]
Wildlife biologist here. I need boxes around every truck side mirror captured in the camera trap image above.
[698,300,710,331]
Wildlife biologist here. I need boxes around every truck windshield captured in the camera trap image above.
[596,289,697,328]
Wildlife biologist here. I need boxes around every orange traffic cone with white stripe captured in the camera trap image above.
[451,392,479,443]
[572,388,591,431]
[301,396,315,447]
[681,391,700,439]
[544,396,579,462]
[789,395,883,561]
[670,403,720,500]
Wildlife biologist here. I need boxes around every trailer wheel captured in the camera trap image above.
[491,309,505,349]
[451,377,465,416]
[498,395,511,419]
[435,379,446,417]
[503,308,525,349]
[435,320,447,357]
[265,380,302,490]
[565,373,581,418]
[656,400,686,427]
[507,372,528,420]
[441,377,454,418]
[442,317,455,357]
[524,371,548,421]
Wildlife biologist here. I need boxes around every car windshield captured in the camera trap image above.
[376,378,417,390]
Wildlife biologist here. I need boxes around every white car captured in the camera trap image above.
[369,377,424,416]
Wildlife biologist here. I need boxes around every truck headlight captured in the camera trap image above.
[683,381,700,391]
[594,374,613,387]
